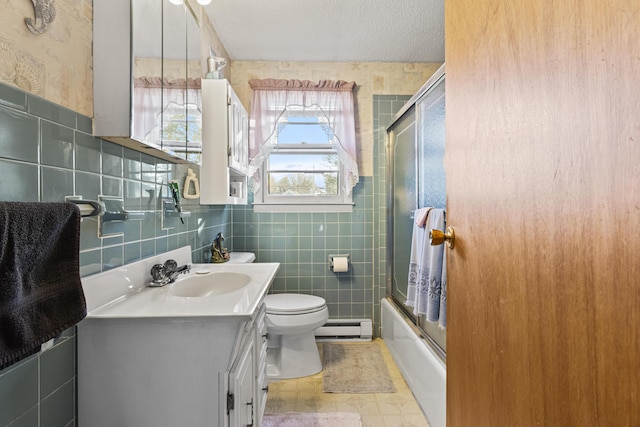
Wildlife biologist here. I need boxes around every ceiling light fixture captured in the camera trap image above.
[168,0,183,4]
[197,0,212,5]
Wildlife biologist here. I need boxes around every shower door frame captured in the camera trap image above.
[385,65,446,362]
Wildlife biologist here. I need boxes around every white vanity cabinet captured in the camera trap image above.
[200,79,250,205]
[78,304,269,427]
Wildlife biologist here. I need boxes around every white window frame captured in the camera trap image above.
[253,112,353,213]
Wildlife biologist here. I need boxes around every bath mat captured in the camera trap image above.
[322,343,397,393]
[262,412,362,426]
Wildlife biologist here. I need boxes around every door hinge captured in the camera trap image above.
[246,398,254,426]
[227,392,235,413]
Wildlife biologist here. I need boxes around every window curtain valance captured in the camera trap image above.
[248,78,355,92]
[133,77,201,90]
[247,78,359,194]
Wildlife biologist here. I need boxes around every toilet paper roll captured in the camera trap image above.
[332,257,349,273]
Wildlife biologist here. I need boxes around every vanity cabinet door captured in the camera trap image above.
[254,304,269,425]
[228,332,255,427]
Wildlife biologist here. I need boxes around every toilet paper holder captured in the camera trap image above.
[329,254,350,272]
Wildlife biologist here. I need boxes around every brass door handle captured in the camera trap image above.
[429,226,455,249]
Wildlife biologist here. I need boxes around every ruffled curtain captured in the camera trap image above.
[132,77,201,145]
[247,78,359,194]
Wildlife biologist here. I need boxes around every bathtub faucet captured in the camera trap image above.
[149,259,191,286]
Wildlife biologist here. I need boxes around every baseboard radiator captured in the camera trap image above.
[315,319,373,341]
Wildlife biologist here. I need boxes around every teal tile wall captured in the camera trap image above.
[372,95,412,335]
[0,81,231,426]
[0,79,413,426]
[232,96,411,337]
[233,177,375,321]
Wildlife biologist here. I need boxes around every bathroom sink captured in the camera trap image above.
[169,272,252,297]
[80,246,279,318]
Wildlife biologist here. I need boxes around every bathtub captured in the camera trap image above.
[381,298,446,427]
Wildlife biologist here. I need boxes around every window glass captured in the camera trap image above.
[255,110,353,212]
[267,151,339,196]
[262,115,343,199]
[277,117,329,145]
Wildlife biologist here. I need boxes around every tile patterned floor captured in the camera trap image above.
[264,339,431,427]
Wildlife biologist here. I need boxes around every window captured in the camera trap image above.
[248,79,359,213]
[254,110,352,212]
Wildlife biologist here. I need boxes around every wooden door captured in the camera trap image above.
[445,2,640,425]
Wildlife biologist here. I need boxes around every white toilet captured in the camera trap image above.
[227,252,329,380]
[264,293,329,380]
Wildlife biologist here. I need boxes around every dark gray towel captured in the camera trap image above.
[0,202,86,370]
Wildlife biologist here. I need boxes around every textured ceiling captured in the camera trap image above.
[202,0,444,63]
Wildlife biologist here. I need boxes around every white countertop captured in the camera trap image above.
[86,262,279,318]
[80,246,279,319]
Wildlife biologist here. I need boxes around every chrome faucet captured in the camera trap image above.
[149,259,191,287]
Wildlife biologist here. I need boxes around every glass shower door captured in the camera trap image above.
[388,70,446,355]
[390,110,417,307]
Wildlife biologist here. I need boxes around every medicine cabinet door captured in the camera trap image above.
[228,87,249,174]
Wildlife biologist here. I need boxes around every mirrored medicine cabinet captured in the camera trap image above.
[94,0,203,163]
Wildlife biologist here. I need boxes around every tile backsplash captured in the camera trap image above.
[0,81,231,427]
[233,178,375,321]
[0,81,231,273]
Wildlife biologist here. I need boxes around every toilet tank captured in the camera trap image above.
[228,252,256,263]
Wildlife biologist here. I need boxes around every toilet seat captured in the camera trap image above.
[264,294,326,315]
